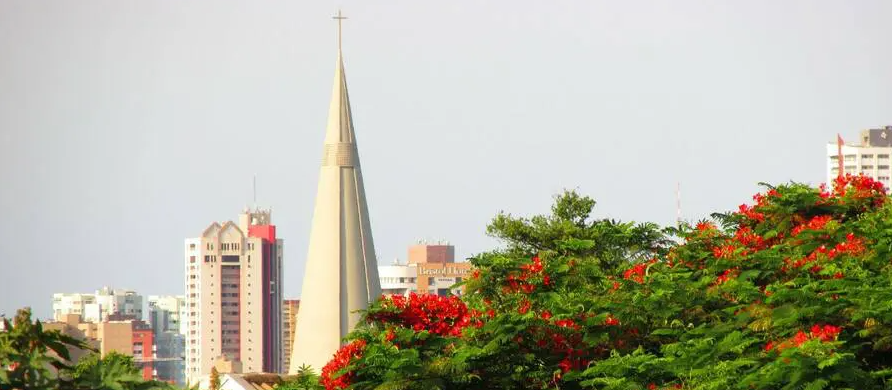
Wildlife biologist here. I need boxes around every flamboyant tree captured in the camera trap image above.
[319,175,892,390]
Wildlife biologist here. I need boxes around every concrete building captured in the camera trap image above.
[281,299,299,372]
[148,295,186,335]
[378,241,473,297]
[184,208,284,384]
[827,125,892,189]
[290,15,381,372]
[148,295,187,385]
[52,288,143,323]
[43,314,156,381]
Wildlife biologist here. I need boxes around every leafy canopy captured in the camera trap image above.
[320,175,892,390]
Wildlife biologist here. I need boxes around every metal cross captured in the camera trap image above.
[332,10,348,52]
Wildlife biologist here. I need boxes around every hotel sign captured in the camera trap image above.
[418,266,471,276]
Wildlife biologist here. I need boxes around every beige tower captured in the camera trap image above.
[290,13,381,372]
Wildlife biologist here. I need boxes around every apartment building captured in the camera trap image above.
[184,208,283,384]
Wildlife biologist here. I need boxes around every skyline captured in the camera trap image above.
[2,0,891,319]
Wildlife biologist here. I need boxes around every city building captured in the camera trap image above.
[194,358,285,390]
[827,125,892,189]
[148,295,187,385]
[52,288,143,323]
[290,16,382,373]
[148,295,186,335]
[184,207,284,384]
[281,299,299,372]
[378,241,473,297]
[43,314,156,381]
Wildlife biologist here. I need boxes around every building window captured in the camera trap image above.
[428,277,435,285]
[190,256,196,263]
[863,165,874,170]
[863,154,874,159]
[880,154,891,159]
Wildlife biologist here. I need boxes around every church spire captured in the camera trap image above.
[290,11,381,372]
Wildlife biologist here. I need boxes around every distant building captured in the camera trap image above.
[148,296,186,335]
[827,125,892,189]
[184,208,283,384]
[52,287,143,323]
[281,300,299,372]
[43,314,155,381]
[147,296,186,385]
[378,241,472,297]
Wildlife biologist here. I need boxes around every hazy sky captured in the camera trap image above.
[1,1,890,319]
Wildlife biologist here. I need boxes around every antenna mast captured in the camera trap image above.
[676,182,682,225]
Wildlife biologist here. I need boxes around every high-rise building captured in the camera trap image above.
[827,125,892,189]
[184,208,283,384]
[282,299,300,372]
[379,241,472,297]
[147,296,186,385]
[290,15,382,372]
[52,287,143,323]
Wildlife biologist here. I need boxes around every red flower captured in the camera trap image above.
[764,341,774,351]
[558,358,572,373]
[623,263,647,283]
[320,339,367,390]
[810,324,842,342]
[518,300,532,314]
[604,315,619,326]
[648,383,657,390]
[696,221,716,231]
[541,310,553,320]
[792,330,810,346]
[712,244,736,260]
[368,293,472,337]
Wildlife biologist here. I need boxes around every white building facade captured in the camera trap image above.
[52,288,143,322]
[827,126,892,190]
[147,295,187,335]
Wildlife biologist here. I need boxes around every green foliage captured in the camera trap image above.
[67,351,173,390]
[326,179,892,390]
[209,367,220,390]
[278,365,325,390]
[0,308,90,390]
[0,308,174,390]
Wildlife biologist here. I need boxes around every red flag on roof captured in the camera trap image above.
[837,134,845,179]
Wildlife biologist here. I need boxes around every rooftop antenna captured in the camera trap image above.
[676,182,682,226]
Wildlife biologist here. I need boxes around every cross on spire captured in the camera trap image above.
[332,10,348,54]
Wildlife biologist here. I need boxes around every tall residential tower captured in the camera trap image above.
[184,208,283,384]
[290,13,381,372]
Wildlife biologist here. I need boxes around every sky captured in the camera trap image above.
[1,0,890,319]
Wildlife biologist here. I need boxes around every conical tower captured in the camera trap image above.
[289,11,381,372]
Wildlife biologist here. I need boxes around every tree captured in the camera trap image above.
[0,308,89,390]
[208,366,220,390]
[278,365,324,390]
[0,308,173,390]
[67,351,171,390]
[320,176,892,389]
